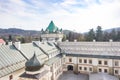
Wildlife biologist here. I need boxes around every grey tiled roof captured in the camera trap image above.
[20,43,48,64]
[0,45,26,77]
[0,42,59,77]
[59,42,120,57]
[45,54,62,66]
[66,54,120,59]
[36,42,59,55]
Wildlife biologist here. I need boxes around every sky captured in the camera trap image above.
[0,0,120,33]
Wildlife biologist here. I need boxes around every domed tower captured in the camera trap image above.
[25,53,42,71]
[41,21,63,42]
[19,53,52,80]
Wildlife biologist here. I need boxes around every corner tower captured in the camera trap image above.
[41,21,63,42]
[19,53,51,80]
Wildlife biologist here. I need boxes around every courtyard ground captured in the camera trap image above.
[57,71,89,80]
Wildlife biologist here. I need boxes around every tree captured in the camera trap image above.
[62,35,67,41]
[103,31,110,41]
[86,28,95,41]
[77,34,85,41]
[8,35,13,41]
[96,26,103,41]
[109,29,117,41]
[21,37,25,43]
[40,36,42,41]
[41,28,44,34]
[68,32,73,41]
[116,31,120,41]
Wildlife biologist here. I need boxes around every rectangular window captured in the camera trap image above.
[69,58,72,62]
[79,67,82,70]
[89,67,92,71]
[104,61,108,65]
[99,69,102,72]
[84,67,87,71]
[84,59,87,63]
[89,60,92,64]
[115,61,119,66]
[79,59,82,63]
[104,69,108,73]
[98,61,102,65]
[115,70,119,74]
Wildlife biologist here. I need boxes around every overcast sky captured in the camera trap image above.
[0,0,120,32]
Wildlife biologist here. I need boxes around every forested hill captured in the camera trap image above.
[0,27,120,42]
[62,26,120,42]
[105,27,120,33]
[0,28,40,36]
[0,28,74,36]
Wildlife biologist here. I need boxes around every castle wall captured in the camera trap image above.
[58,41,120,79]
[62,55,120,78]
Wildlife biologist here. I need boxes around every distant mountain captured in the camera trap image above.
[0,28,73,37]
[0,28,40,36]
[105,27,120,33]
[0,27,120,37]
[63,30,73,35]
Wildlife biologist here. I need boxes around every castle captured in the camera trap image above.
[0,21,120,80]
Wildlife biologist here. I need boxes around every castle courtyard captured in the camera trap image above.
[58,71,89,80]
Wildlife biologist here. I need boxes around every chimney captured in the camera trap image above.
[8,42,12,45]
[93,39,96,42]
[74,39,77,42]
[14,41,21,50]
[109,39,113,42]
[66,40,69,42]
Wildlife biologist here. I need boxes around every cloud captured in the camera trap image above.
[0,0,120,32]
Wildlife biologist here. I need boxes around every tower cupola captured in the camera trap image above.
[25,53,42,72]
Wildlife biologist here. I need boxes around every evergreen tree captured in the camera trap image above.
[68,32,73,41]
[77,34,85,41]
[8,35,13,41]
[21,37,25,43]
[86,28,95,41]
[116,31,120,41]
[109,29,117,41]
[103,31,110,41]
[96,26,103,41]
[62,35,67,41]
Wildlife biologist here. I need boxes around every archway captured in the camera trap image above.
[67,65,73,71]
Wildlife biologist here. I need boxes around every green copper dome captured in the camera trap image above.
[46,21,58,33]
[25,53,42,72]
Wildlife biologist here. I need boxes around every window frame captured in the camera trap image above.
[79,59,82,63]
[69,58,72,62]
[84,67,87,71]
[99,68,102,72]
[115,61,119,66]
[104,61,108,65]
[89,59,92,64]
[114,70,119,74]
[84,59,87,63]
[104,69,108,73]
[98,60,102,65]
[79,67,82,70]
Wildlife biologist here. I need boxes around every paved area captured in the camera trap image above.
[58,71,89,80]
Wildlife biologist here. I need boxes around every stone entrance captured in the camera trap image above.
[67,65,73,71]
